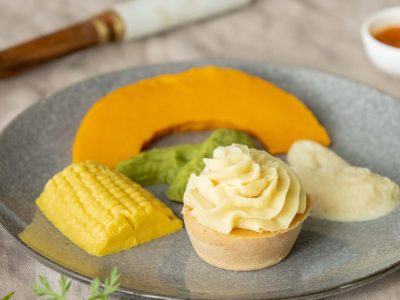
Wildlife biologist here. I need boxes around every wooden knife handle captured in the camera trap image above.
[0,11,124,79]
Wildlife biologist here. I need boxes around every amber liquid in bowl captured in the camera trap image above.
[374,26,400,48]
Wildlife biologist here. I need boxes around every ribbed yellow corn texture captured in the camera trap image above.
[36,161,182,256]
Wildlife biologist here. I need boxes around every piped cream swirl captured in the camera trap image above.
[183,144,307,234]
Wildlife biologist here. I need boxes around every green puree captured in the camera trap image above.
[117,143,202,186]
[167,129,254,202]
[117,129,254,202]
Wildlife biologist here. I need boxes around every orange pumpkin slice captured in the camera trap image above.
[73,66,330,166]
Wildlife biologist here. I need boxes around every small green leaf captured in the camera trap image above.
[59,274,71,297]
[32,282,47,296]
[89,278,100,297]
[39,276,51,290]
[103,267,119,295]
[1,291,15,300]
[32,273,70,300]
[87,268,120,300]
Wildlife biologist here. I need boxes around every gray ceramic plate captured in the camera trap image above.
[1,60,400,300]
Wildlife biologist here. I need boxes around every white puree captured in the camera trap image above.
[287,140,400,222]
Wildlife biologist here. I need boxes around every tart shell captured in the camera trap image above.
[183,198,310,271]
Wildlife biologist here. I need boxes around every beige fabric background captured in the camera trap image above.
[1,0,400,299]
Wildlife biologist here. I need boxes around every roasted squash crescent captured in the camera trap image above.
[73,66,330,166]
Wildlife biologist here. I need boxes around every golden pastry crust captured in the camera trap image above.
[183,198,311,271]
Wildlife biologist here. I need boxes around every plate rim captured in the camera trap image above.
[1,59,400,300]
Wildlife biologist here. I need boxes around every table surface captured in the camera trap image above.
[1,0,400,299]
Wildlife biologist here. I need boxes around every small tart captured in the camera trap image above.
[183,198,311,271]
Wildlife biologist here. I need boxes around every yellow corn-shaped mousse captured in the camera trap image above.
[36,161,182,256]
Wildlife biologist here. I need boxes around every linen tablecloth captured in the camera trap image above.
[1,0,400,299]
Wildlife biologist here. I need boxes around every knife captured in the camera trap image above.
[0,0,251,79]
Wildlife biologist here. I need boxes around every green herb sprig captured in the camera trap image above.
[32,274,72,300]
[1,268,119,300]
[87,268,120,300]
